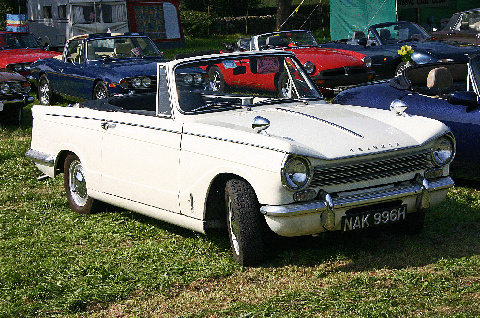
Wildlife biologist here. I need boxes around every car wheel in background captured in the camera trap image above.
[395,62,409,77]
[208,66,225,92]
[225,178,265,266]
[38,74,52,105]
[277,72,297,98]
[93,81,108,100]
[64,153,96,214]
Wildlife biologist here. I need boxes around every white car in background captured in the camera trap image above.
[26,50,455,266]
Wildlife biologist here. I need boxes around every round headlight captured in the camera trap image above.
[14,64,23,72]
[282,156,312,190]
[11,82,22,93]
[132,77,142,88]
[141,77,151,88]
[431,135,455,166]
[0,83,10,94]
[303,61,315,74]
[183,74,193,85]
[194,74,203,84]
[362,56,372,68]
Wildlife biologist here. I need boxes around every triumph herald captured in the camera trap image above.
[26,50,455,266]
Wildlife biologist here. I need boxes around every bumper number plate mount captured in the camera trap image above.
[342,204,407,232]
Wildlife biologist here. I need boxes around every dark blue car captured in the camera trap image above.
[333,56,480,181]
[321,21,480,78]
[30,33,166,105]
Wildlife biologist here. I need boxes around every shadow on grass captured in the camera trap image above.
[258,191,480,271]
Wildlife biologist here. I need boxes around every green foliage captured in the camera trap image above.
[180,11,216,37]
[0,3,13,30]
[181,0,260,16]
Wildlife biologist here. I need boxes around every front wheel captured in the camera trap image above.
[225,179,265,266]
[208,66,225,92]
[1,107,22,126]
[64,153,96,214]
[38,74,52,105]
[93,81,108,100]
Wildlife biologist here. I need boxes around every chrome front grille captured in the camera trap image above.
[310,151,431,187]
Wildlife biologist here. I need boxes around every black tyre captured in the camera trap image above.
[93,81,108,100]
[225,178,265,266]
[208,66,225,92]
[64,153,96,214]
[38,74,52,105]
[1,107,22,126]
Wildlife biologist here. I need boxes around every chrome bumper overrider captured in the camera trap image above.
[25,149,55,167]
[260,176,454,236]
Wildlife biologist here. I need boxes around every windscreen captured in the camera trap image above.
[174,54,323,114]
[86,36,162,60]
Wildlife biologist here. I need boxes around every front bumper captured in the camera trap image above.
[260,176,454,237]
[0,94,34,111]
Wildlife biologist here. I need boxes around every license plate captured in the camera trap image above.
[342,204,407,232]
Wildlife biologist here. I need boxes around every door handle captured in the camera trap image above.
[101,121,116,130]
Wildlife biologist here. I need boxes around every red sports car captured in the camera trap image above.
[0,32,62,77]
[222,30,375,95]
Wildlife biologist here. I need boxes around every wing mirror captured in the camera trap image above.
[448,91,479,109]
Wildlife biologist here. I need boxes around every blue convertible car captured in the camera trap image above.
[321,21,480,78]
[30,33,166,105]
[333,56,480,180]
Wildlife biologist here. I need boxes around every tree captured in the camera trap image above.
[276,0,293,31]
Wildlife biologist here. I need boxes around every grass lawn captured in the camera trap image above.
[1,37,480,317]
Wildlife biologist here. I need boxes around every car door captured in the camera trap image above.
[99,111,182,214]
[54,40,90,98]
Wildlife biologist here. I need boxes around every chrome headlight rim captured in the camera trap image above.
[303,61,315,74]
[0,83,10,94]
[431,134,456,167]
[362,56,372,68]
[131,77,142,88]
[281,155,313,191]
[141,76,152,88]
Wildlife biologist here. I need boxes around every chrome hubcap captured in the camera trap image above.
[211,71,221,91]
[69,160,88,207]
[40,81,50,104]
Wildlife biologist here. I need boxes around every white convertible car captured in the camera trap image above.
[26,50,455,266]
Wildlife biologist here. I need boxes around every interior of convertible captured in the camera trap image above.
[404,63,469,98]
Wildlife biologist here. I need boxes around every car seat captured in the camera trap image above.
[426,67,453,97]
[379,29,391,43]
[266,36,288,47]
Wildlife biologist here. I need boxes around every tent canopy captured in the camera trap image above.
[330,0,397,40]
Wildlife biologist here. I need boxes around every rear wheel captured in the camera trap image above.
[38,74,52,105]
[64,153,96,214]
[225,178,265,266]
[93,81,108,100]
